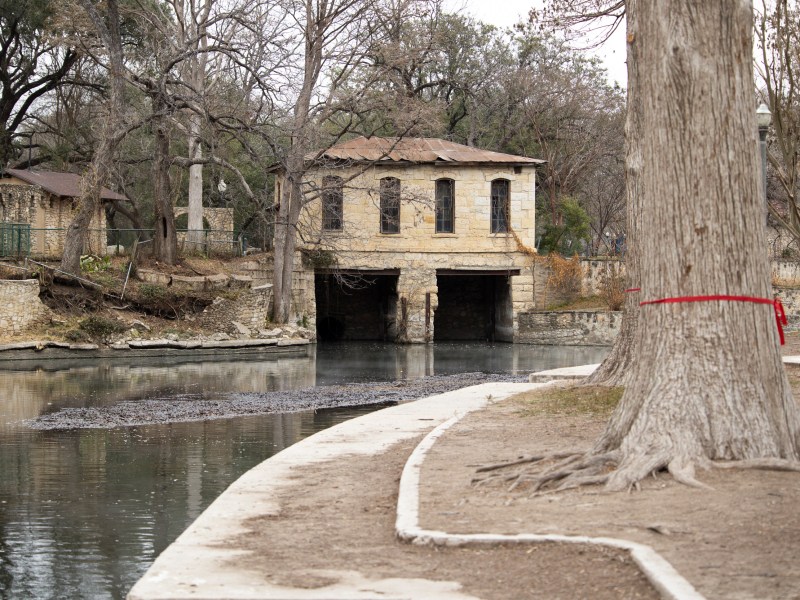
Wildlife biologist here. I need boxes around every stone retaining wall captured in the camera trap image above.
[0,279,51,335]
[196,285,273,334]
[517,310,621,346]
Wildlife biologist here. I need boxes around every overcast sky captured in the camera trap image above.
[453,0,628,87]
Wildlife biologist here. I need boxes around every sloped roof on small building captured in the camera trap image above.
[2,169,128,201]
[308,137,544,166]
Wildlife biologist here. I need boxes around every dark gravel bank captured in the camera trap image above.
[27,372,528,430]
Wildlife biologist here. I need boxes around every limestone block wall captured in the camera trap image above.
[517,310,621,346]
[329,250,536,342]
[0,183,106,257]
[174,207,234,232]
[0,279,52,335]
[296,163,537,254]
[197,285,272,333]
[581,259,625,296]
[773,260,800,284]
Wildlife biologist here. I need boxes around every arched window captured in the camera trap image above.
[380,177,400,233]
[435,178,454,233]
[490,179,510,233]
[322,175,343,231]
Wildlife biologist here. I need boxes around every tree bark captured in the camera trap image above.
[186,117,204,249]
[61,0,125,275]
[595,0,800,490]
[583,0,642,388]
[152,95,178,265]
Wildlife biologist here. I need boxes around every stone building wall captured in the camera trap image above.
[328,250,536,342]
[517,310,622,346]
[292,162,539,343]
[0,279,52,335]
[0,182,106,257]
[298,163,537,254]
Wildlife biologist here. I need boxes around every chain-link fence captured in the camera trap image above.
[0,227,245,259]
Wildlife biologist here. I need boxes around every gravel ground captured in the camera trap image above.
[27,372,528,430]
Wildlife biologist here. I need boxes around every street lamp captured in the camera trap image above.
[757,103,772,213]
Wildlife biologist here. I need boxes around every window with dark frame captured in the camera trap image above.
[322,175,343,231]
[380,177,401,234]
[435,178,454,233]
[490,179,510,233]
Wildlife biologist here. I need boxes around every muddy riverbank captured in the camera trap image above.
[27,372,528,430]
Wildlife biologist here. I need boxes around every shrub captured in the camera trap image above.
[545,254,582,307]
[600,269,626,311]
[79,316,126,339]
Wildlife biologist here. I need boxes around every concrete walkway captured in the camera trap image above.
[129,382,542,599]
[128,360,800,600]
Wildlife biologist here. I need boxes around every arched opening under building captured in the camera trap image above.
[315,270,400,341]
[434,270,517,342]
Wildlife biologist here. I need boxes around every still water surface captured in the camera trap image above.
[0,342,607,599]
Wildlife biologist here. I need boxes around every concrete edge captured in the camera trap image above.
[127,382,535,599]
[394,388,706,600]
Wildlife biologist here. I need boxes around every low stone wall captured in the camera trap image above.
[581,259,625,296]
[196,285,273,334]
[775,287,800,327]
[517,310,621,346]
[0,279,52,335]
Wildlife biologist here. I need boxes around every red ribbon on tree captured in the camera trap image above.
[639,294,788,345]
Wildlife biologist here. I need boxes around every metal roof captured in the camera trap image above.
[308,137,544,166]
[3,169,128,201]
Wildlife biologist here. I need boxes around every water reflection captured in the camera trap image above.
[0,342,607,600]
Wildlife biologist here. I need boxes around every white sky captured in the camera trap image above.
[454,0,628,87]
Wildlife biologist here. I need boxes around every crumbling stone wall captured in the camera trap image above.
[0,279,52,335]
[197,285,272,333]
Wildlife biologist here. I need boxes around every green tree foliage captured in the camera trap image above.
[537,197,591,255]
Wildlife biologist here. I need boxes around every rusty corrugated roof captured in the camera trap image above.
[3,169,128,201]
[308,137,544,166]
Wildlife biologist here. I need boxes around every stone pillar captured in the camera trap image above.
[396,267,437,343]
[510,263,536,340]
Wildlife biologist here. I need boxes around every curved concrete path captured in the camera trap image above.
[127,362,718,600]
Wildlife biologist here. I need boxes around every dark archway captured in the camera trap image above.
[315,271,400,341]
[434,271,516,342]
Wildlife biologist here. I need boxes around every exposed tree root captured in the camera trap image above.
[474,447,800,495]
[712,458,800,472]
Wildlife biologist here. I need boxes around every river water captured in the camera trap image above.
[0,342,607,599]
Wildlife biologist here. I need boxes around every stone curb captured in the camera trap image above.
[395,407,705,600]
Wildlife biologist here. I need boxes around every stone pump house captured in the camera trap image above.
[0,168,127,257]
[292,136,544,343]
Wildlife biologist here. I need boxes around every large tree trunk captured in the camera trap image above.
[186,118,204,250]
[152,100,178,265]
[61,0,125,275]
[272,154,306,323]
[583,0,642,388]
[596,0,800,490]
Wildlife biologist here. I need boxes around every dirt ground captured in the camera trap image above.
[421,396,800,600]
[235,437,659,599]
[230,361,800,600]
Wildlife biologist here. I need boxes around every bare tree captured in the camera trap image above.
[755,0,800,246]
[483,0,800,491]
[60,0,127,275]
[271,0,441,323]
[0,0,80,167]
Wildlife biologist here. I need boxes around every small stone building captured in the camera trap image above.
[0,169,127,258]
[287,137,544,343]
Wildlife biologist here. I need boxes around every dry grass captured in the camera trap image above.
[513,384,623,417]
[546,295,608,311]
